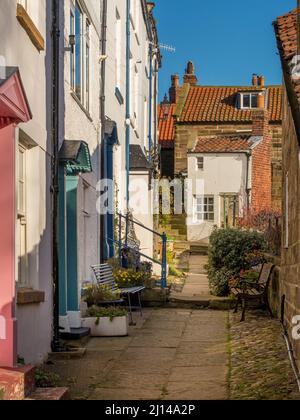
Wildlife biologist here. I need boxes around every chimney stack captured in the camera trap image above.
[169,74,180,104]
[183,61,198,86]
[252,109,269,137]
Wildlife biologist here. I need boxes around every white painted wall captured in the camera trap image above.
[105,0,158,258]
[0,0,52,364]
[187,153,248,242]
[63,0,102,301]
[129,172,154,259]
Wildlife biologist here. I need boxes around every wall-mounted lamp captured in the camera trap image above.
[65,35,76,53]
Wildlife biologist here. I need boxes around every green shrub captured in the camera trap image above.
[207,228,266,296]
[35,369,60,388]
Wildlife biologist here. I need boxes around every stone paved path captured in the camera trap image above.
[170,255,229,308]
[48,309,229,400]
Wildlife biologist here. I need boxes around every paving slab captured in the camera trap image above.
[47,308,229,400]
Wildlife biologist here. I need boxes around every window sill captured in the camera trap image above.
[17,288,45,305]
[16,4,45,52]
[70,91,93,122]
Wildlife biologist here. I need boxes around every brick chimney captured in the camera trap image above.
[183,61,198,86]
[252,109,270,137]
[169,74,180,104]
[251,109,272,213]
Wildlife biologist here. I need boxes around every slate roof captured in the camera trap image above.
[179,86,282,123]
[158,103,175,149]
[191,135,258,154]
[130,144,152,171]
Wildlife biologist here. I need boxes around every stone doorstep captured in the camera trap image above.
[0,365,70,401]
[25,387,70,401]
[0,365,35,400]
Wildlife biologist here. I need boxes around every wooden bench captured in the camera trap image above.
[91,263,145,326]
[230,263,275,322]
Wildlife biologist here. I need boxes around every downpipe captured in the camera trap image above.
[281,324,300,391]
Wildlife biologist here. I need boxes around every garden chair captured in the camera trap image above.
[230,263,275,322]
[91,263,145,326]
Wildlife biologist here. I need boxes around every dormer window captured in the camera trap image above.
[239,92,259,109]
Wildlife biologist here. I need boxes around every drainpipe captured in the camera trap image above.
[100,0,108,262]
[125,0,131,211]
[148,43,153,162]
[245,152,251,211]
[51,0,61,352]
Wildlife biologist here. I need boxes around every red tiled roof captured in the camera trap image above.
[192,135,253,153]
[274,9,297,61]
[158,103,175,148]
[179,86,282,123]
[274,9,300,106]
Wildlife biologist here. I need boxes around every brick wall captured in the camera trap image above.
[281,86,300,372]
[175,122,282,209]
[251,111,272,212]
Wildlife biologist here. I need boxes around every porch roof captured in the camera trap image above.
[130,145,152,171]
[0,66,32,128]
[59,140,92,174]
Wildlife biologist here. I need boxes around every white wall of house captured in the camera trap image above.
[0,0,52,364]
[129,171,154,259]
[63,0,102,298]
[105,0,158,258]
[187,153,248,242]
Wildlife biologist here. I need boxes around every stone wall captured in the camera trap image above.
[175,122,282,209]
[280,87,300,372]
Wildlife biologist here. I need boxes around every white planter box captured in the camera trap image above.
[82,316,128,337]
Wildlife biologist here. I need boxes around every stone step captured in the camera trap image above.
[0,365,70,400]
[26,387,70,401]
[0,365,36,400]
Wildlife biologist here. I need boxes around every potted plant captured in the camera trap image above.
[81,306,129,337]
[82,284,121,307]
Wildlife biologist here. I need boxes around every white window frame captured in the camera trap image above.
[240,92,259,109]
[195,195,215,223]
[70,0,90,111]
[17,144,28,286]
[197,157,204,171]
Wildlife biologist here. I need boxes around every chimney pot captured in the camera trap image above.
[258,75,265,87]
[171,74,179,88]
[252,74,258,86]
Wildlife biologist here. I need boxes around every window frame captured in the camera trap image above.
[239,92,259,109]
[195,195,215,223]
[197,156,204,171]
[17,143,28,286]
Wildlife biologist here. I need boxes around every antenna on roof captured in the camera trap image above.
[159,43,176,53]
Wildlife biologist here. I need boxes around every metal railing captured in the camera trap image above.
[111,213,167,289]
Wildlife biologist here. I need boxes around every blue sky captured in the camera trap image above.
[155,0,296,100]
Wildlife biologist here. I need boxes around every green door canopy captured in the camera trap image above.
[59,140,92,175]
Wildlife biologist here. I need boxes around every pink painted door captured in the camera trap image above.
[0,124,17,367]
